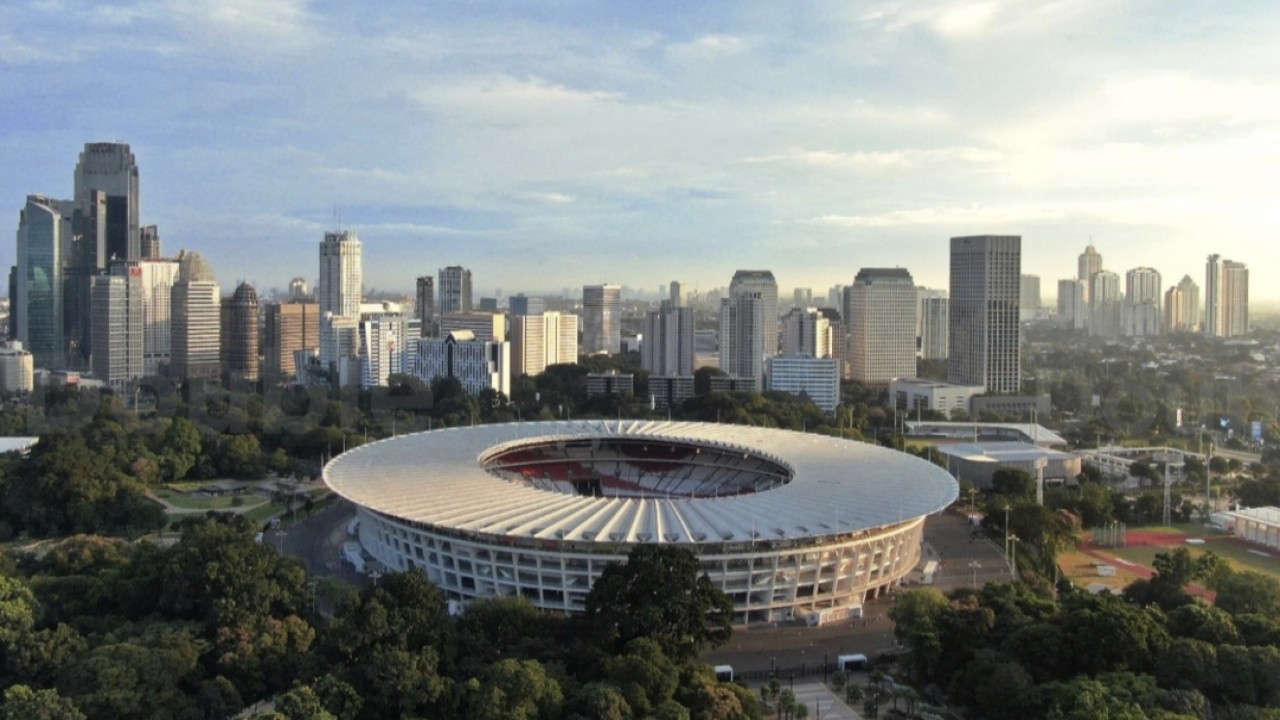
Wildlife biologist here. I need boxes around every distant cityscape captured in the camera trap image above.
[0,142,1251,409]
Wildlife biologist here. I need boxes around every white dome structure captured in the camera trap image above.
[324,420,957,624]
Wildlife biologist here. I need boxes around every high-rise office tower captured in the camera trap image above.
[318,230,362,318]
[581,283,621,355]
[510,311,579,377]
[14,195,68,369]
[1165,275,1200,333]
[264,300,319,380]
[220,282,260,382]
[669,281,682,307]
[1057,279,1086,330]
[792,287,812,308]
[508,294,545,317]
[64,189,108,366]
[1205,256,1249,338]
[920,296,950,359]
[1078,243,1103,304]
[848,268,917,385]
[74,142,140,263]
[139,225,161,259]
[288,277,310,300]
[780,307,834,359]
[319,312,361,386]
[170,251,221,380]
[1019,274,1041,322]
[642,301,695,376]
[1124,267,1162,337]
[1089,270,1122,338]
[90,265,143,388]
[415,276,435,337]
[134,258,181,376]
[438,266,473,316]
[948,236,1021,394]
[440,312,506,343]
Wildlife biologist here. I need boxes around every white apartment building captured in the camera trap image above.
[848,268,916,385]
[767,356,840,414]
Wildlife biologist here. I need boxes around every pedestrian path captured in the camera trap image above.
[789,682,864,719]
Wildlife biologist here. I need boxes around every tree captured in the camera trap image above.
[0,685,85,720]
[991,469,1035,498]
[563,682,629,720]
[467,658,564,720]
[1214,570,1280,617]
[275,686,336,720]
[585,545,733,661]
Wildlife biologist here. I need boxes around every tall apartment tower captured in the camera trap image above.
[508,294,545,317]
[264,300,319,380]
[1057,279,1086,330]
[1165,275,1200,332]
[318,230,362,318]
[438,266,473,316]
[90,266,143,388]
[729,271,779,358]
[581,283,622,355]
[1205,255,1249,338]
[1019,274,1041,322]
[170,251,221,380]
[1124,267,1163,337]
[14,195,67,369]
[920,296,950,359]
[220,282,260,382]
[948,236,1021,394]
[1089,271,1123,338]
[780,307,834,359]
[669,281,682,307]
[415,275,435,337]
[510,311,579,377]
[642,301,695,376]
[74,142,140,262]
[848,268,917,385]
[1078,243,1103,304]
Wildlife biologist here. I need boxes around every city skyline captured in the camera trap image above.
[4,3,1280,301]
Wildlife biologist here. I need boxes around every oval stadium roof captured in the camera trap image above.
[324,420,958,546]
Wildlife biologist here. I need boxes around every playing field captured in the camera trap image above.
[1061,524,1280,594]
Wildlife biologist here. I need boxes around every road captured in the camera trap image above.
[267,498,370,593]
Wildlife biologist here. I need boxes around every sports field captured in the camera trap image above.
[1060,524,1280,594]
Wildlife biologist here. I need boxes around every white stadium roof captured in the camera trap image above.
[324,420,957,546]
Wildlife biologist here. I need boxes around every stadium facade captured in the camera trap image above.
[324,420,957,624]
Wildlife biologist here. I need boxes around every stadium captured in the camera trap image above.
[323,420,958,624]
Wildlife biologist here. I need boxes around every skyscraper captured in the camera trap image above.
[288,277,310,300]
[74,142,140,262]
[1057,279,1086,330]
[1078,243,1103,304]
[1205,255,1249,338]
[729,271,779,358]
[848,268,917,385]
[438,266,473,316]
[1165,275,1200,333]
[1089,271,1122,338]
[90,266,143,388]
[581,283,621,355]
[220,282,260,382]
[170,251,221,380]
[508,294,545,317]
[780,306,834,359]
[264,300,319,380]
[135,258,181,376]
[1019,274,1041,322]
[139,225,161,259]
[318,230,362,318]
[14,195,67,369]
[359,305,409,388]
[669,280,682,307]
[948,236,1021,394]
[642,301,695,376]
[415,275,435,337]
[1124,267,1162,337]
[920,296,950,359]
[510,311,579,377]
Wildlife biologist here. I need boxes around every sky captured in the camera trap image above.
[4,0,1280,302]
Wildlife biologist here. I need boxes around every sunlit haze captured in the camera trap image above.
[4,1,1280,301]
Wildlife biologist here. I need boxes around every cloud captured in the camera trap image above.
[518,192,576,204]
[743,146,1000,171]
[665,34,747,63]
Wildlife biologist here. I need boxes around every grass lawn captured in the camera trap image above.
[161,494,265,511]
[1064,523,1280,591]
[244,502,288,525]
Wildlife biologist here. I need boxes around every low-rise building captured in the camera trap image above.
[890,378,983,418]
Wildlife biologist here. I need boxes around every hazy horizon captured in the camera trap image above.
[4,1,1279,301]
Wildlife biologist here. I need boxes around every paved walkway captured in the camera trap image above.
[788,682,864,719]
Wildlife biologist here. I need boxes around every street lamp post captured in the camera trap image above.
[1009,535,1019,579]
[1003,505,1011,557]
[969,560,981,589]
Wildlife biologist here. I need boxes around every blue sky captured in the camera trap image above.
[4,0,1280,301]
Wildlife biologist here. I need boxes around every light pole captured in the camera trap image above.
[1009,535,1019,579]
[1003,505,1011,557]
[969,560,981,589]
